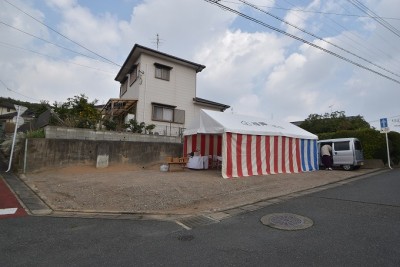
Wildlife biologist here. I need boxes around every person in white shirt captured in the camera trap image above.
[321,144,333,170]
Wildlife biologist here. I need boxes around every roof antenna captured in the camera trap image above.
[152,33,163,50]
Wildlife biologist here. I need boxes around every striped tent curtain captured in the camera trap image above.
[184,133,318,179]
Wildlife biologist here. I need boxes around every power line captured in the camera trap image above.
[3,0,121,67]
[0,78,42,102]
[204,0,400,85]
[239,0,400,79]
[220,0,400,20]
[0,41,116,75]
[342,0,400,70]
[223,0,400,72]
[348,0,400,38]
[0,20,119,67]
[326,1,400,74]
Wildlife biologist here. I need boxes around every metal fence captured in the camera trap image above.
[151,124,185,137]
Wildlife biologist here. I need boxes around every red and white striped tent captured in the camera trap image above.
[183,110,319,178]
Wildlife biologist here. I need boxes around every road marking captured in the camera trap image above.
[0,208,18,215]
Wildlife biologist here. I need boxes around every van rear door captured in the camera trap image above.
[354,140,364,163]
[332,141,353,165]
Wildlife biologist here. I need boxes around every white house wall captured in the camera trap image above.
[0,106,16,115]
[133,54,198,128]
[120,59,141,100]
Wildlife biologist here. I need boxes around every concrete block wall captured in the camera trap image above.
[17,138,183,173]
[44,126,182,143]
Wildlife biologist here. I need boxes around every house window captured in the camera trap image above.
[153,105,174,122]
[129,65,138,86]
[152,104,185,124]
[154,63,172,81]
[120,78,128,97]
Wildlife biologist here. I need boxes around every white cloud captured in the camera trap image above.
[0,0,399,129]
[196,29,285,102]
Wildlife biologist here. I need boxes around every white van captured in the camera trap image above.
[318,138,364,170]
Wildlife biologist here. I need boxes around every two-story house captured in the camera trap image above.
[102,44,229,135]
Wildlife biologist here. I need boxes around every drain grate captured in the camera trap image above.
[177,215,218,229]
[260,213,313,231]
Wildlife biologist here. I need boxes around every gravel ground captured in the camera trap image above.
[21,165,379,215]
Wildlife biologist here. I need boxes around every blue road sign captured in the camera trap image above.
[380,118,388,129]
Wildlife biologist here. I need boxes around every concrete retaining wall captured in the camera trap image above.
[44,126,182,143]
[17,138,183,173]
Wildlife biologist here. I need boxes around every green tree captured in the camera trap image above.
[53,94,100,129]
[300,111,370,134]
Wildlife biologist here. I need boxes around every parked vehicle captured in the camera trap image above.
[317,138,364,170]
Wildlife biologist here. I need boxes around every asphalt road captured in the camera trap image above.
[1,169,399,266]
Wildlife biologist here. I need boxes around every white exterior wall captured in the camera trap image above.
[133,54,198,128]
[0,106,16,115]
[120,59,141,100]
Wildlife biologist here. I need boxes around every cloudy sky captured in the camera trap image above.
[1,0,399,131]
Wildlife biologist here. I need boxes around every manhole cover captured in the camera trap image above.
[260,213,313,230]
[177,234,194,241]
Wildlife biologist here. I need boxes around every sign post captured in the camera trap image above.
[6,105,27,172]
[380,118,392,169]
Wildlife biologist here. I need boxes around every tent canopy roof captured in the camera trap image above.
[184,109,317,140]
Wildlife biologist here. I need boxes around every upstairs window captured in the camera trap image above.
[120,77,128,97]
[129,65,138,86]
[154,63,172,81]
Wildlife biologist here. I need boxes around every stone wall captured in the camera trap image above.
[16,138,183,173]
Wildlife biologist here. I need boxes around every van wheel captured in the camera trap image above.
[342,165,353,171]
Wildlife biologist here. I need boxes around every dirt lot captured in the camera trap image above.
[21,165,378,215]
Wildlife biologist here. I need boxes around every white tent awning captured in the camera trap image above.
[184,109,317,140]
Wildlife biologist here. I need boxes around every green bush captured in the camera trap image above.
[26,129,45,138]
[388,131,400,164]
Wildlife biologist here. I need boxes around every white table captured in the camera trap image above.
[187,156,209,169]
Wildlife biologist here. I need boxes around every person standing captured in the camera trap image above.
[321,144,333,170]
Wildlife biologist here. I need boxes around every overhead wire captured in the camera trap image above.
[348,0,400,38]
[327,1,400,74]
[220,0,400,20]
[3,0,121,67]
[343,0,400,65]
[225,0,400,74]
[238,0,400,79]
[0,41,116,75]
[0,20,119,67]
[204,0,400,85]
[0,78,43,102]
[271,0,400,75]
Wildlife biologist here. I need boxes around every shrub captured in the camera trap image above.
[26,129,45,138]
